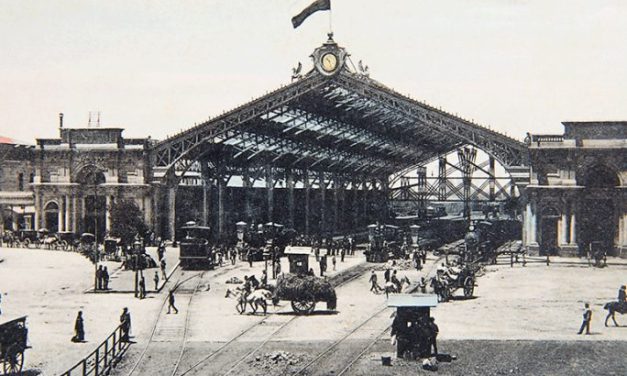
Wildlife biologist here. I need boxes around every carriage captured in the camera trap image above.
[0,316,29,375]
[56,231,78,251]
[104,237,122,260]
[272,274,337,315]
[364,223,404,262]
[431,264,476,302]
[16,229,41,248]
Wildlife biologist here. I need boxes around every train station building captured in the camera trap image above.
[1,36,625,256]
[525,122,627,257]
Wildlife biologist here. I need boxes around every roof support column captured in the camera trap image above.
[266,166,274,223]
[319,171,326,235]
[489,155,496,201]
[304,170,310,236]
[363,179,369,223]
[217,172,226,240]
[333,175,339,234]
[381,176,390,222]
[201,162,212,227]
[286,169,295,229]
[438,157,447,201]
[351,179,359,230]
[242,168,252,224]
[167,185,177,241]
[339,178,346,232]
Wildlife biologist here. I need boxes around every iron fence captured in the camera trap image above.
[60,324,131,376]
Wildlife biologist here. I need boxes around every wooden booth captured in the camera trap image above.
[387,294,438,359]
[284,246,311,275]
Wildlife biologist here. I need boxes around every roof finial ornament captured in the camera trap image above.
[291,61,303,81]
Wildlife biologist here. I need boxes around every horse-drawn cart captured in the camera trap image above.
[431,264,476,302]
[272,274,337,315]
[0,316,29,375]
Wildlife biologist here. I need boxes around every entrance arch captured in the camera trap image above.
[43,201,59,233]
[539,206,560,256]
[75,165,107,241]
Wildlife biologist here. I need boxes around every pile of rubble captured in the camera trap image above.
[249,351,306,370]
[374,259,414,271]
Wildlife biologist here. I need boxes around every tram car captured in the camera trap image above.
[364,223,405,262]
[179,221,214,269]
[238,222,295,259]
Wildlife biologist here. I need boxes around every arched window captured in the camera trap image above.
[578,165,619,188]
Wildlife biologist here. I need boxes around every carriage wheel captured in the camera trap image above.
[23,238,31,248]
[3,344,25,375]
[291,293,316,315]
[463,277,475,298]
[60,240,68,251]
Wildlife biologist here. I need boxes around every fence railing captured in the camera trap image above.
[531,134,564,143]
[60,324,131,376]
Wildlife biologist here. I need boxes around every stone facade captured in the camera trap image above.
[524,122,627,257]
[0,142,35,230]
[32,126,153,240]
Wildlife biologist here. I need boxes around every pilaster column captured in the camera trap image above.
[34,188,40,231]
[530,206,537,244]
[559,213,568,245]
[105,195,111,233]
[58,200,64,232]
[65,195,71,232]
[72,195,78,233]
[570,211,577,244]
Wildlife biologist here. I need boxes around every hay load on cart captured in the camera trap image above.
[273,274,337,314]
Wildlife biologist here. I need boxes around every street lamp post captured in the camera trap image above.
[93,183,99,292]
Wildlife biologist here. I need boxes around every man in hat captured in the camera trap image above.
[154,271,160,291]
[577,303,592,335]
[428,317,439,355]
[102,266,110,290]
[96,265,103,290]
[369,270,382,293]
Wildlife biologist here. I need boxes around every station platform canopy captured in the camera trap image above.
[152,35,527,180]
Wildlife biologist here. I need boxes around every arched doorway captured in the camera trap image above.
[75,165,106,241]
[539,206,559,256]
[577,165,620,255]
[44,201,59,233]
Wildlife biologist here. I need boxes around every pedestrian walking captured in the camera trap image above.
[319,255,326,277]
[261,270,268,286]
[139,276,146,299]
[230,248,237,265]
[154,271,160,290]
[275,259,282,276]
[428,317,439,355]
[157,238,165,261]
[369,270,381,293]
[103,266,110,290]
[72,311,85,342]
[577,303,592,335]
[160,258,167,279]
[332,255,337,271]
[120,308,131,342]
[167,290,179,314]
[247,248,253,267]
[384,268,391,283]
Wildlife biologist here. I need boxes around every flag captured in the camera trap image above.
[291,0,331,29]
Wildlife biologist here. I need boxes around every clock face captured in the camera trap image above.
[321,53,338,72]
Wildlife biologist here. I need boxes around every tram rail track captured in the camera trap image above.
[176,262,374,376]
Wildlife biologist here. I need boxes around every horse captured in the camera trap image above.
[430,277,449,302]
[225,288,273,315]
[603,302,627,327]
[384,276,411,298]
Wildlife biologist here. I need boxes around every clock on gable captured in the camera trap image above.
[311,33,348,76]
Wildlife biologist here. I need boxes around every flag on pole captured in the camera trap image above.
[291,0,331,29]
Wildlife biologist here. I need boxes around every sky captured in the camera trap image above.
[1,0,626,143]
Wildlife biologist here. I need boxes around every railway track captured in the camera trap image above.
[124,263,240,376]
[175,263,375,376]
[295,254,446,376]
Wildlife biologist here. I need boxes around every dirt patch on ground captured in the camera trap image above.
[353,339,627,375]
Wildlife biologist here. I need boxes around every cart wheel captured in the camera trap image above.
[463,277,474,298]
[23,238,30,248]
[291,293,316,315]
[3,344,24,375]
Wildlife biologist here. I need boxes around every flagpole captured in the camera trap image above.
[328,7,333,34]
